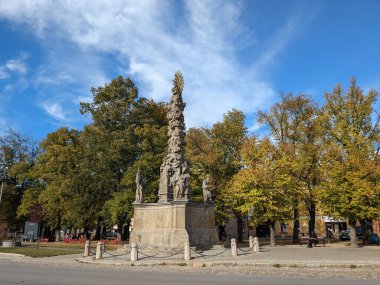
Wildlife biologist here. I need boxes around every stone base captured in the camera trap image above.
[130,203,218,249]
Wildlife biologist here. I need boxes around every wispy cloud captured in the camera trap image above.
[41,101,66,121]
[0,53,29,103]
[0,53,28,80]
[0,0,304,129]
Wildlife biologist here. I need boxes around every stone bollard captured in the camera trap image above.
[95,242,103,260]
[184,241,191,261]
[249,236,254,249]
[84,240,90,257]
[231,238,237,257]
[253,237,259,253]
[130,243,138,262]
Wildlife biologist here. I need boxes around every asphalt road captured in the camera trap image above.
[0,260,378,285]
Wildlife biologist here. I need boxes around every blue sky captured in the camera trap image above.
[0,0,379,140]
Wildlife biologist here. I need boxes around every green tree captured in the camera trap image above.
[320,79,380,247]
[226,137,292,246]
[27,128,80,240]
[0,129,38,232]
[258,94,323,242]
[106,98,168,237]
[80,77,168,238]
[186,109,247,225]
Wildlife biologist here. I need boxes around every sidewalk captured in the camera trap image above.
[2,244,380,269]
[75,244,380,269]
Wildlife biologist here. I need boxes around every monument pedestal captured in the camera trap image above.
[130,203,218,249]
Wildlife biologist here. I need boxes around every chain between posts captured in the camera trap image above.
[190,247,229,258]
[138,248,184,260]
[102,245,130,257]
[236,244,254,253]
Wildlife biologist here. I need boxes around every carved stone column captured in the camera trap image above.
[158,72,192,203]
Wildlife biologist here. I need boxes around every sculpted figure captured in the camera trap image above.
[135,167,143,203]
[202,175,212,204]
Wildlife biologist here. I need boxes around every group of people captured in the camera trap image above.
[64,231,85,240]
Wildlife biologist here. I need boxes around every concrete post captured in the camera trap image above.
[249,236,254,249]
[253,237,259,253]
[231,238,237,257]
[84,240,90,257]
[131,243,138,262]
[95,242,103,260]
[184,241,191,261]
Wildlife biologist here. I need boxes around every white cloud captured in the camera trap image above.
[0,0,301,128]
[0,53,29,101]
[41,101,66,121]
[0,53,28,80]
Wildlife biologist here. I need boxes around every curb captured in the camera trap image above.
[0,253,31,260]
[75,257,380,269]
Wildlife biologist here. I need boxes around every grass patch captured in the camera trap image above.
[22,241,118,250]
[0,246,83,258]
[273,263,282,268]
[177,262,187,266]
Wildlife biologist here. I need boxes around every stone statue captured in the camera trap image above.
[158,72,192,203]
[202,175,212,204]
[134,167,143,203]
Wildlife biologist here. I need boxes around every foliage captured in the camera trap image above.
[185,109,247,223]
[226,137,292,225]
[0,129,38,230]
[258,94,324,237]
[79,77,168,229]
[4,75,380,244]
[319,79,380,225]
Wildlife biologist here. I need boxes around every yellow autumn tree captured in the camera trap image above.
[320,79,380,247]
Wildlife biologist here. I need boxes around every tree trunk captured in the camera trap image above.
[237,218,243,242]
[293,207,300,244]
[83,226,89,240]
[269,221,276,246]
[41,224,45,239]
[308,200,316,238]
[359,219,370,244]
[349,218,358,248]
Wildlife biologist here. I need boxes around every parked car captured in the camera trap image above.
[339,227,363,241]
[368,233,380,244]
[100,230,117,239]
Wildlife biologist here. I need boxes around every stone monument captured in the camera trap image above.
[158,72,192,203]
[130,72,218,249]
[134,167,143,204]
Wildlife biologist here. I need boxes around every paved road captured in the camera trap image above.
[0,260,378,285]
